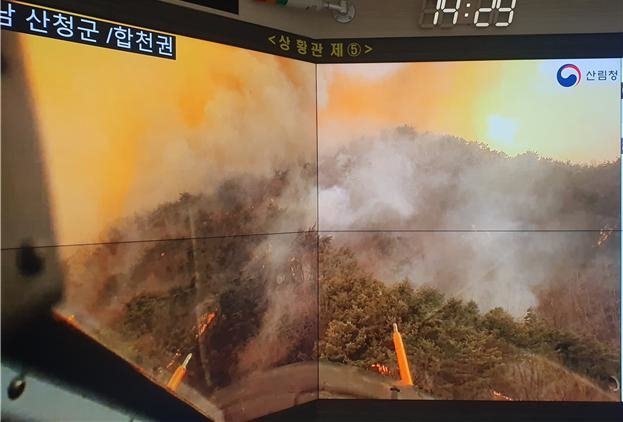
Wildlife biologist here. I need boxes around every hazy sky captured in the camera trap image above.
[17,32,315,245]
[318,59,621,162]
[15,30,622,246]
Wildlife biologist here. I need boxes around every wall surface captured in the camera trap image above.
[163,0,623,38]
[1,365,139,422]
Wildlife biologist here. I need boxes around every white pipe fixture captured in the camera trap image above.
[267,0,356,23]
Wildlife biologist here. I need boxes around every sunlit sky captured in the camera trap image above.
[15,32,315,245]
[318,59,621,163]
[11,29,622,245]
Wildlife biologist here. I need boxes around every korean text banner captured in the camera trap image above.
[1,1,176,59]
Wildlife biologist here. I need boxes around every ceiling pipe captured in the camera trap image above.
[255,0,356,23]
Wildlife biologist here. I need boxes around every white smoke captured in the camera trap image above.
[319,127,620,316]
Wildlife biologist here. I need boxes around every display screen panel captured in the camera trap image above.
[317,59,622,401]
[3,29,316,248]
[2,15,317,422]
[2,1,623,419]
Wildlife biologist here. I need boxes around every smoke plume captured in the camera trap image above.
[319,126,620,316]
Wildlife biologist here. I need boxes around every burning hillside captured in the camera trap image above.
[320,126,620,231]
[56,124,620,404]
[317,126,620,400]
[319,236,619,401]
[319,127,620,325]
[57,164,317,397]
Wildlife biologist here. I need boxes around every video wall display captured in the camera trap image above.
[2,3,622,420]
[317,59,621,402]
[2,21,317,421]
[55,232,318,421]
[4,29,317,248]
[317,60,621,231]
[318,231,620,401]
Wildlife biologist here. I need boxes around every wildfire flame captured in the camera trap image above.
[491,390,513,401]
[166,312,216,370]
[596,228,612,247]
[166,350,182,369]
[371,363,391,376]
[54,311,80,329]
[196,312,217,339]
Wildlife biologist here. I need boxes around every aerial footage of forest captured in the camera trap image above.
[318,128,620,401]
[55,128,621,404]
[13,32,621,418]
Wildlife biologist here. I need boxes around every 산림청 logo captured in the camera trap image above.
[557,64,582,88]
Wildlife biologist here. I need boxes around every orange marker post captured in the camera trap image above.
[167,353,192,392]
[392,323,413,386]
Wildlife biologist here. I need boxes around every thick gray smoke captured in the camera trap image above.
[319,126,620,316]
[235,232,317,376]
[59,122,619,391]
[59,166,318,391]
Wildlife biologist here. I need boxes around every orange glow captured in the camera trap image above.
[370,363,391,376]
[491,390,513,401]
[15,32,315,245]
[53,311,80,330]
[596,228,612,247]
[196,311,217,339]
[318,61,620,164]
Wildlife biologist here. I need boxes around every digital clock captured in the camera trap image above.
[419,0,517,28]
